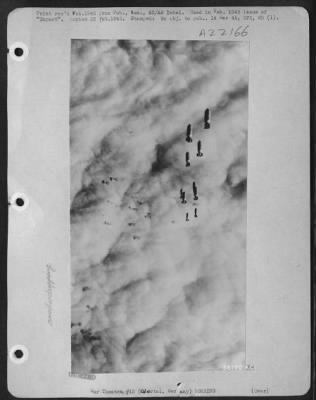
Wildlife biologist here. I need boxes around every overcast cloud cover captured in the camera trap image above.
[70,39,248,373]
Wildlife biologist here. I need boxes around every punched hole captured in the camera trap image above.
[9,42,29,61]
[15,197,24,207]
[14,349,24,359]
[10,345,28,363]
[14,47,24,57]
[10,192,29,211]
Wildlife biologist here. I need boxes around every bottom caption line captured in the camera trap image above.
[91,388,217,396]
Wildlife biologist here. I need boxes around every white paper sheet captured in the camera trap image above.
[7,7,310,397]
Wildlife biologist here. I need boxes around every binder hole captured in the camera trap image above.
[14,47,23,57]
[14,349,23,359]
[9,42,28,61]
[9,345,28,364]
[16,197,24,207]
[10,192,29,211]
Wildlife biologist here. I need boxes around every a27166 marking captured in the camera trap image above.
[199,25,249,38]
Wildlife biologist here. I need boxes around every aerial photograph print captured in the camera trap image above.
[70,39,248,373]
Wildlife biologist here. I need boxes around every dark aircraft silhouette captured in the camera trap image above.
[186,151,191,167]
[180,189,187,204]
[204,108,211,129]
[186,124,193,142]
[197,140,203,157]
[193,182,199,201]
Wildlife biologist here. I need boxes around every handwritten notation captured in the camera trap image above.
[199,25,249,38]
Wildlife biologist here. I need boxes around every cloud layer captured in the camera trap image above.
[70,39,248,373]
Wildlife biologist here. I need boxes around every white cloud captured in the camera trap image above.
[70,39,248,373]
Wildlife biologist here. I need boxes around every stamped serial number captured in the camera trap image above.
[199,25,249,38]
